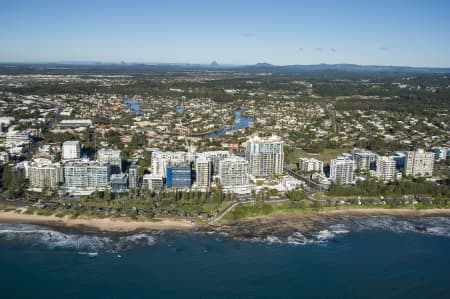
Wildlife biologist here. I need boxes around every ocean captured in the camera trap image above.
[0,216,449,299]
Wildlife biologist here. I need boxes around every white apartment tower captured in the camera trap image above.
[151,151,187,178]
[62,141,82,160]
[195,151,230,174]
[330,156,354,185]
[298,157,324,173]
[28,158,63,189]
[376,156,397,182]
[351,149,378,170]
[195,157,212,189]
[218,156,249,190]
[245,135,284,177]
[64,160,110,191]
[405,149,434,177]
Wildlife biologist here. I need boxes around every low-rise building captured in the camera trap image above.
[142,174,163,192]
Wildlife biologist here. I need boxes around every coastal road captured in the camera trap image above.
[283,167,327,193]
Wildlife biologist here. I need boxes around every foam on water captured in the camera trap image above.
[265,216,450,246]
[1,215,448,250]
[345,216,450,237]
[0,223,157,253]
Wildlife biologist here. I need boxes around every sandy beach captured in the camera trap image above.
[0,211,196,232]
[1,208,449,235]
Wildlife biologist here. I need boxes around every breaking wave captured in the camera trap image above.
[342,216,450,238]
[272,216,450,246]
[0,224,157,253]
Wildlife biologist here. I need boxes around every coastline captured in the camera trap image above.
[0,211,195,233]
[319,208,450,217]
[1,208,449,236]
[199,208,450,239]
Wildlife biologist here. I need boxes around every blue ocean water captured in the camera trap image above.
[0,216,449,299]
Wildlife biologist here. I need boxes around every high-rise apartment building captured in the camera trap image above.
[64,160,110,191]
[218,156,249,190]
[97,148,122,173]
[405,149,434,177]
[376,156,397,182]
[195,157,212,189]
[151,151,187,178]
[195,151,230,174]
[351,149,378,170]
[28,158,63,189]
[128,162,139,189]
[330,156,354,185]
[245,135,284,177]
[166,163,192,189]
[62,141,82,160]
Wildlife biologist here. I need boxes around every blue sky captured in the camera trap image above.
[1,0,450,67]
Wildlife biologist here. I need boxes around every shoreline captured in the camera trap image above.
[0,211,196,233]
[318,208,450,217]
[199,208,450,239]
[0,208,449,235]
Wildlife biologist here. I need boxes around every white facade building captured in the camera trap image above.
[195,157,212,189]
[351,149,378,170]
[142,174,163,192]
[64,160,110,192]
[151,151,188,178]
[433,146,449,161]
[330,156,354,185]
[0,151,9,164]
[59,119,92,127]
[62,141,81,160]
[28,158,63,189]
[5,129,30,146]
[245,135,284,177]
[405,149,434,177]
[195,151,230,174]
[218,156,249,191]
[376,156,397,182]
[298,157,323,173]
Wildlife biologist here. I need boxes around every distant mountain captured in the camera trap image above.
[241,63,450,74]
[1,62,449,76]
[254,62,273,68]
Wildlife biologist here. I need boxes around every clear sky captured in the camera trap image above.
[1,0,450,67]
